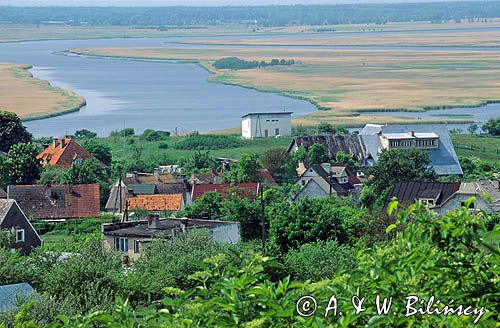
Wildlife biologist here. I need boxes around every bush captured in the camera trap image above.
[158,142,169,149]
[173,134,244,150]
[141,129,170,141]
[110,128,135,137]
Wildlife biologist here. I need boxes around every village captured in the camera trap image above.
[0,110,499,324]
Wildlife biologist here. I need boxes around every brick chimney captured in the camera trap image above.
[408,131,415,137]
[147,213,160,229]
[60,138,66,148]
[53,138,59,147]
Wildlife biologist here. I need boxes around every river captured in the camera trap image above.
[0,29,499,137]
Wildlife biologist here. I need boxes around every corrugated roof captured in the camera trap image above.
[0,189,7,199]
[0,199,14,225]
[242,112,293,118]
[386,181,460,206]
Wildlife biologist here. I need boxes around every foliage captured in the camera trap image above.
[61,158,105,185]
[221,195,262,242]
[334,150,360,171]
[222,153,261,183]
[0,111,32,153]
[292,125,310,136]
[187,150,216,171]
[308,143,329,165]
[260,148,295,183]
[316,122,348,135]
[110,128,135,137]
[140,129,170,142]
[268,196,366,253]
[213,57,295,70]
[37,165,66,185]
[285,240,356,281]
[74,129,97,139]
[173,133,244,150]
[81,139,112,166]
[179,191,224,220]
[467,123,479,135]
[1,142,41,187]
[368,147,436,193]
[458,156,499,181]
[482,117,500,135]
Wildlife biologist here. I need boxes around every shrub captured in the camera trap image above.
[141,129,170,141]
[158,142,169,149]
[173,134,244,150]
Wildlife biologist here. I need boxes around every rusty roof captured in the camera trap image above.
[8,184,100,219]
[126,194,183,211]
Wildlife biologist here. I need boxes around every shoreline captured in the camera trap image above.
[63,49,490,127]
[14,64,87,122]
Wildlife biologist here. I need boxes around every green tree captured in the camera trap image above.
[334,150,359,171]
[260,148,295,183]
[62,159,104,184]
[82,139,112,166]
[222,153,261,183]
[188,150,216,171]
[141,129,170,141]
[0,111,32,153]
[317,122,336,134]
[179,191,223,220]
[4,143,41,185]
[37,165,66,185]
[369,148,436,193]
[467,123,479,135]
[308,143,329,165]
[482,117,500,135]
[74,129,97,139]
[222,195,262,242]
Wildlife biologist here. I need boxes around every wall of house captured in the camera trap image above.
[241,114,291,139]
[103,235,147,261]
[436,194,493,216]
[208,223,240,244]
[294,179,329,201]
[0,203,42,255]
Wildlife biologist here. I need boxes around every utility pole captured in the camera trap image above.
[329,171,332,197]
[260,185,266,251]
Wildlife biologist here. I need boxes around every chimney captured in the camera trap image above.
[147,214,160,229]
[154,168,161,181]
[60,138,66,148]
[408,131,415,137]
[53,138,59,147]
[133,171,138,180]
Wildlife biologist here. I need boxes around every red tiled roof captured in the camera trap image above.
[126,194,183,211]
[191,183,259,202]
[257,168,276,185]
[37,138,105,168]
[8,184,100,219]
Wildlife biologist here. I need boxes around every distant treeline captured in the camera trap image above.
[213,57,295,70]
[1,2,500,27]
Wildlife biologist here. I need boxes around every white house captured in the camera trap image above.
[241,112,292,139]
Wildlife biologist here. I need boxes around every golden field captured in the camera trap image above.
[69,42,500,126]
[0,63,85,120]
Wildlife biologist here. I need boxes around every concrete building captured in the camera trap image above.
[102,214,240,261]
[241,112,292,139]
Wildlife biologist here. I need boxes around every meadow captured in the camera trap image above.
[70,43,500,127]
[451,134,500,161]
[0,63,85,120]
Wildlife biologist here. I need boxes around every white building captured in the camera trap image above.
[241,112,293,139]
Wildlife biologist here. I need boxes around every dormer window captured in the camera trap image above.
[420,198,435,207]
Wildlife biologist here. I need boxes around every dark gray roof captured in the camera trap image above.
[386,181,461,207]
[0,199,14,226]
[288,134,371,165]
[102,218,236,238]
[0,283,35,312]
[128,184,156,195]
[242,112,293,118]
[359,124,463,175]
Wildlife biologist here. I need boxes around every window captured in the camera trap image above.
[134,240,140,254]
[16,229,25,243]
[339,177,347,184]
[460,201,476,209]
[115,237,129,252]
[420,199,435,207]
[275,128,280,135]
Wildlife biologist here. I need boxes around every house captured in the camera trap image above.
[289,124,462,176]
[106,169,187,213]
[102,214,240,260]
[36,137,105,168]
[359,124,462,175]
[0,283,36,312]
[241,112,292,139]
[293,163,363,201]
[8,184,100,220]
[386,180,500,214]
[191,183,260,202]
[0,199,42,255]
[257,168,277,185]
[188,171,222,186]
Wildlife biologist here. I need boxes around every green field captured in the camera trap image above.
[100,134,293,162]
[451,134,500,161]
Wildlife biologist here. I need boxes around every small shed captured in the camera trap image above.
[241,112,292,139]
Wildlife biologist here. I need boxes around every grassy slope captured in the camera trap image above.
[451,134,500,161]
